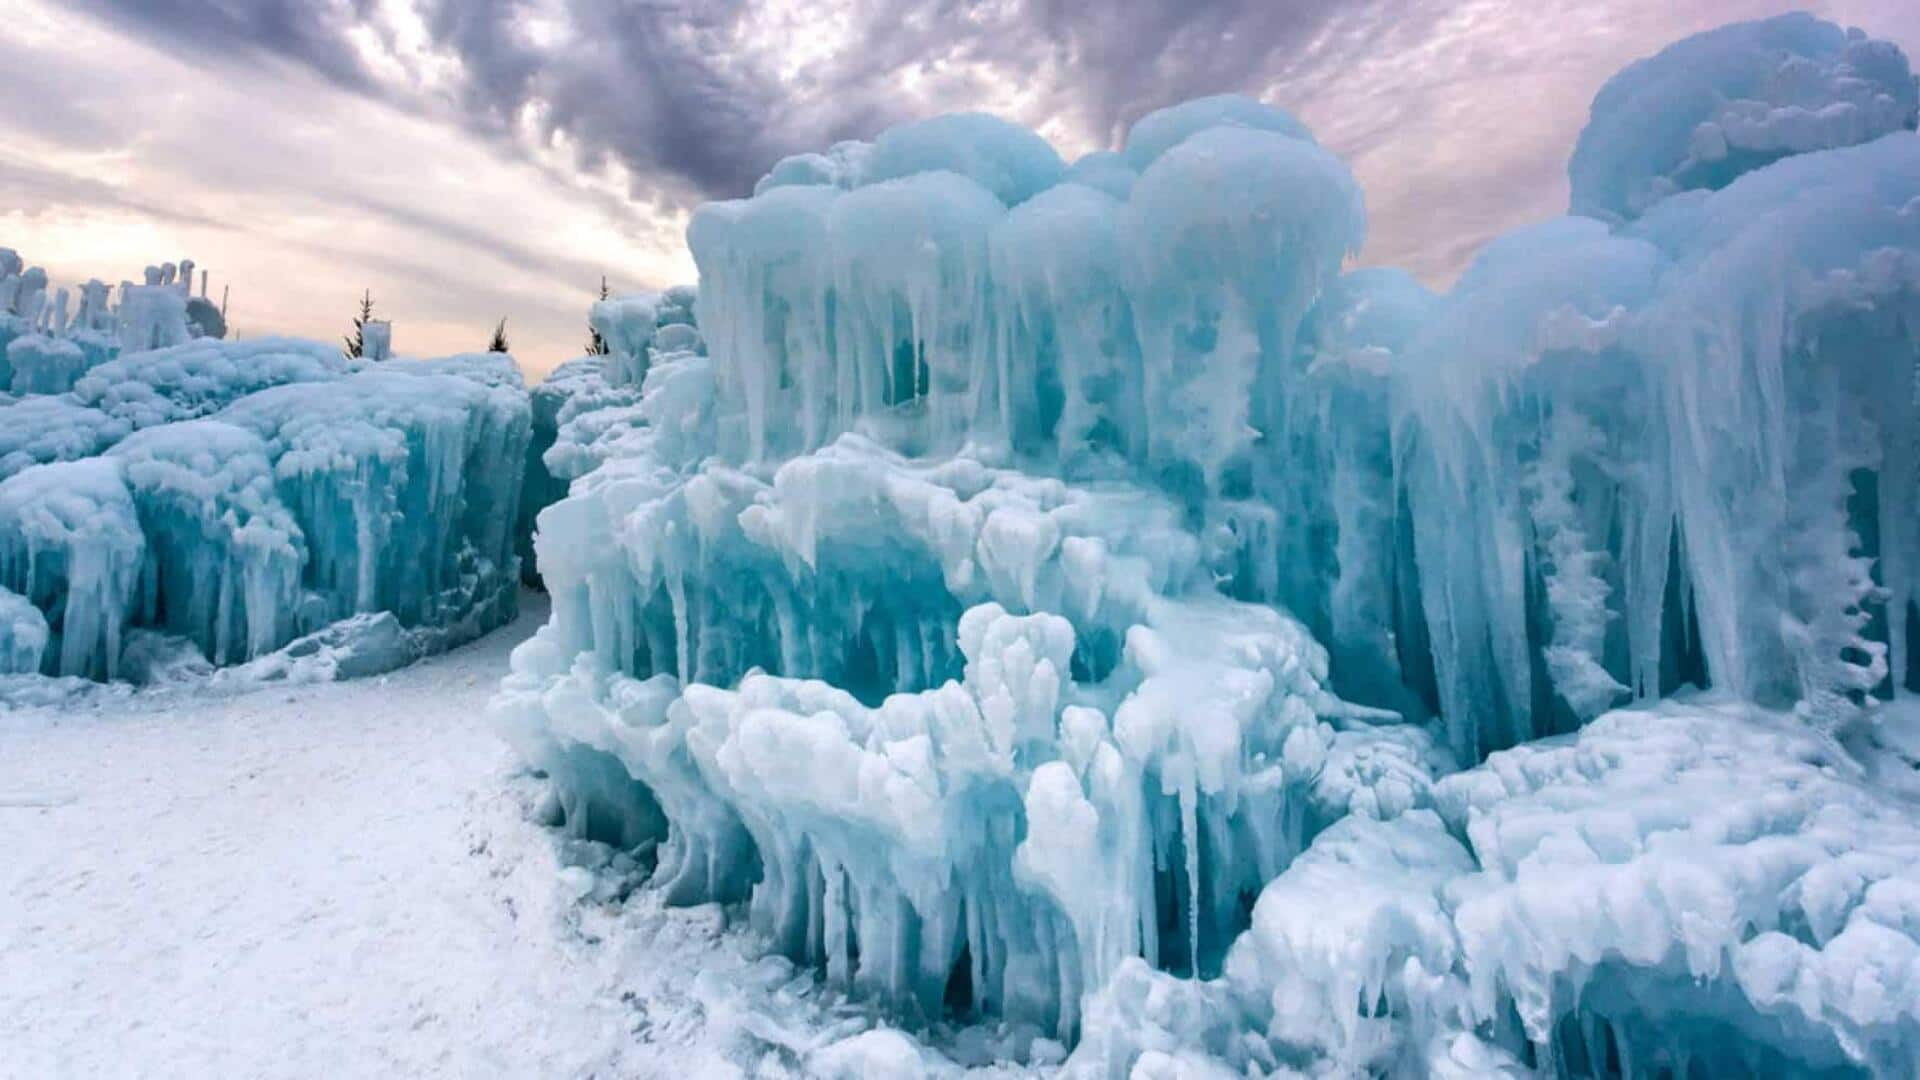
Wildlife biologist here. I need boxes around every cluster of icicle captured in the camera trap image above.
[487,12,1920,1075]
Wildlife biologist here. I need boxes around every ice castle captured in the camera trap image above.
[493,14,1920,1076]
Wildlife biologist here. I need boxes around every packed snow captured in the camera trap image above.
[9,11,1920,1079]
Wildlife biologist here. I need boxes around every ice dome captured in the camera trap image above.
[1570,12,1919,221]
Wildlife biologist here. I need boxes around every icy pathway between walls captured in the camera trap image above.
[0,593,972,1079]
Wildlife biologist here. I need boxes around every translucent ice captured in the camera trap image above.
[1071,699,1920,1077]
[470,12,1920,1071]
[0,397,131,482]
[864,113,1066,207]
[0,331,530,680]
[0,458,144,679]
[0,585,48,675]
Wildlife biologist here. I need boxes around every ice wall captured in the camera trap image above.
[1399,126,1920,760]
[0,331,531,679]
[480,11,1920,1072]
[516,288,696,587]
[686,104,1362,477]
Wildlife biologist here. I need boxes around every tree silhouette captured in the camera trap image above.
[343,289,373,359]
[488,318,510,353]
[586,276,610,355]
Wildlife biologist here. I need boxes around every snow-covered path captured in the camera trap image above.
[0,596,894,1079]
[2,595,610,1076]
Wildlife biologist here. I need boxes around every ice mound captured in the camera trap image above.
[516,288,705,588]
[492,12,1920,1071]
[1572,12,1918,222]
[1437,701,1920,1076]
[215,357,529,640]
[0,310,531,681]
[754,139,873,195]
[499,535,1416,1040]
[6,333,90,395]
[1122,95,1316,170]
[105,420,304,665]
[73,336,351,430]
[1398,130,1920,761]
[687,109,1360,482]
[502,90,1426,1044]
[0,396,131,481]
[0,585,48,675]
[865,113,1066,206]
[1073,699,1920,1077]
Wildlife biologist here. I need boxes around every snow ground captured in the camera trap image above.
[0,594,980,1079]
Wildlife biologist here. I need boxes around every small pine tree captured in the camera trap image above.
[488,318,510,353]
[585,276,610,355]
[343,289,373,359]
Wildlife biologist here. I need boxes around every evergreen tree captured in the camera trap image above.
[343,289,373,359]
[488,317,510,353]
[586,276,610,355]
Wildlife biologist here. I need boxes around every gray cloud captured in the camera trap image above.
[334,189,619,290]
[65,0,381,93]
[0,156,233,230]
[64,0,1385,205]
[45,0,1920,314]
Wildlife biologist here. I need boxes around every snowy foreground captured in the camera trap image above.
[0,595,982,1078]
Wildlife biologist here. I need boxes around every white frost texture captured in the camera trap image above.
[488,12,1920,1077]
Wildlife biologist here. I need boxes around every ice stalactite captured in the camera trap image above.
[107,421,306,666]
[0,459,145,679]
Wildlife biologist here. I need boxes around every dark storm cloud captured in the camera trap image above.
[65,0,1393,204]
[1023,0,1356,138]
[66,0,382,92]
[57,0,1920,295]
[419,0,801,201]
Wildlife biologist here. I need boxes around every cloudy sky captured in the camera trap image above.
[3,0,1915,378]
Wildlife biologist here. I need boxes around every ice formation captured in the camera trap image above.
[0,250,227,396]
[1570,12,1919,222]
[1074,700,1920,1077]
[491,11,1920,1074]
[0,254,532,682]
